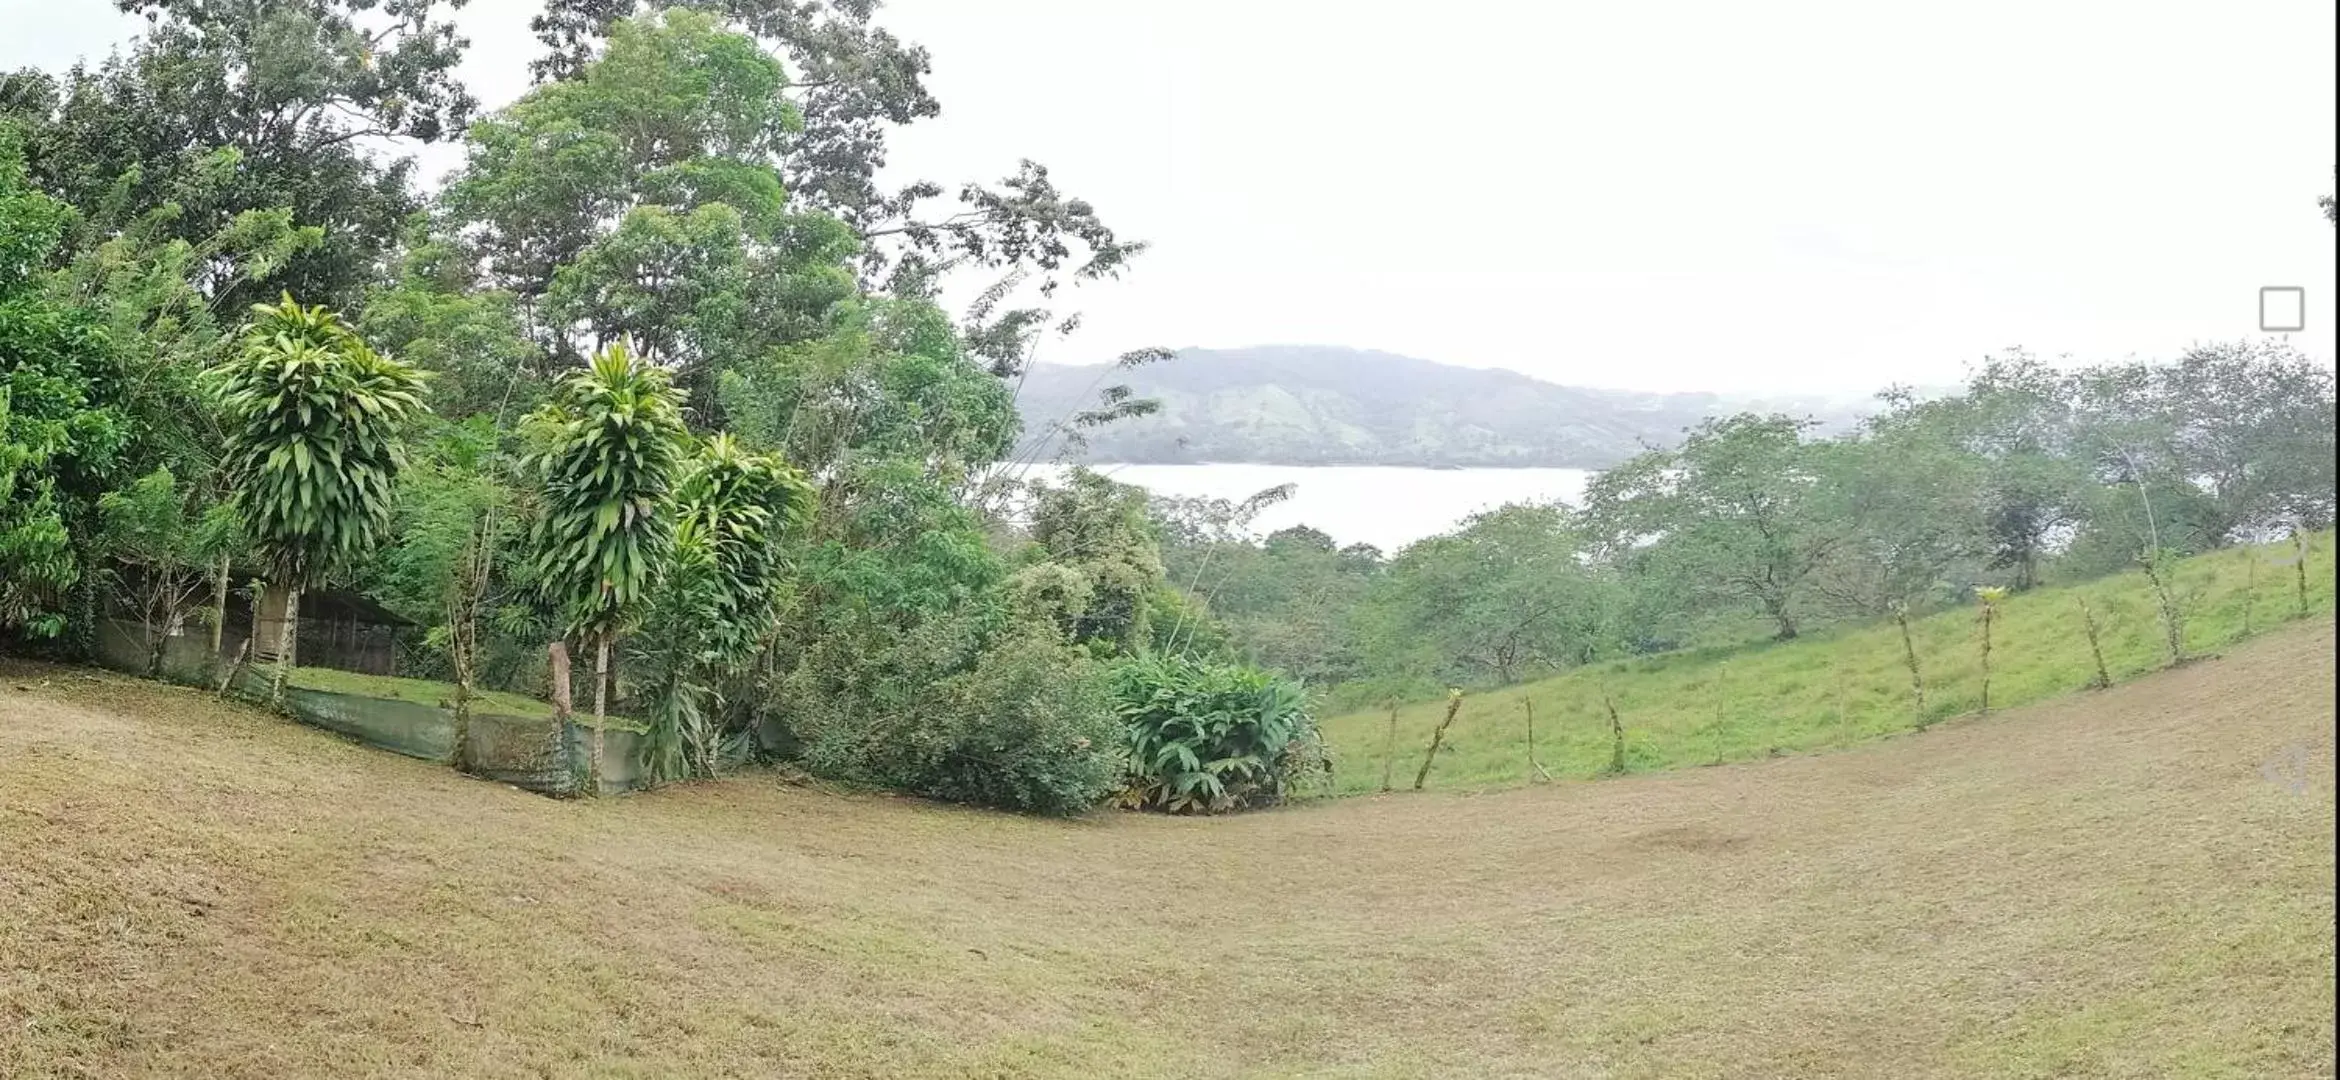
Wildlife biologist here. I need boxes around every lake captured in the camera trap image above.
[1033,463,1593,552]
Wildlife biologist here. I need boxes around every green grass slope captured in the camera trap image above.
[5,620,2332,1076]
[1325,532,2337,794]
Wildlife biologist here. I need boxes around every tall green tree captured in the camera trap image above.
[1809,416,1989,616]
[3,0,474,311]
[94,467,241,676]
[442,8,858,412]
[718,297,1018,478]
[0,388,80,642]
[522,0,1142,315]
[361,235,547,423]
[1880,353,2091,591]
[1585,414,1838,641]
[1149,520,1375,685]
[208,295,427,703]
[1027,468,1164,654]
[1,145,130,644]
[366,417,519,768]
[525,340,688,790]
[2142,341,2335,539]
[1363,503,1622,685]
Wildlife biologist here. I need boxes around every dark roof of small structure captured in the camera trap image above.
[302,589,416,628]
[214,567,417,628]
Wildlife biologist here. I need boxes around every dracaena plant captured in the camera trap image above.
[636,433,813,783]
[208,294,427,704]
[525,339,688,792]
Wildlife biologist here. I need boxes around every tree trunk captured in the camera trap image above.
[1977,604,1996,714]
[591,631,611,796]
[1524,697,1552,782]
[2137,553,2185,668]
[448,602,473,774]
[549,639,575,790]
[210,554,230,655]
[268,584,300,709]
[447,519,490,775]
[144,599,164,679]
[215,637,251,695]
[549,640,573,718]
[449,672,473,771]
[2295,529,2311,619]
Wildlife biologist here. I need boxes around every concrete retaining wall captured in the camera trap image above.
[94,618,219,687]
[93,617,650,796]
[200,667,646,796]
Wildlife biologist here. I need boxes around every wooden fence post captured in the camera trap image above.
[1525,698,1552,783]
[1412,689,1464,791]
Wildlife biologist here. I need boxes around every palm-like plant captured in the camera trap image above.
[526,340,688,792]
[638,434,813,782]
[209,295,427,705]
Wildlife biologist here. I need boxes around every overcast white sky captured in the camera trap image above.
[8,0,2336,395]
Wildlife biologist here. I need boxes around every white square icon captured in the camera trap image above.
[2259,286,2305,333]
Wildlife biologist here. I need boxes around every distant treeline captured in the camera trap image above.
[1146,344,2335,704]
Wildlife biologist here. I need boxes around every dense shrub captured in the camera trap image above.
[910,632,1125,814]
[788,619,1124,816]
[1110,654,1328,814]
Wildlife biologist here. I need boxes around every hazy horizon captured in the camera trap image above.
[1025,343,1950,402]
[8,0,2335,396]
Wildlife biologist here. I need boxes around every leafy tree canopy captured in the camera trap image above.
[2,0,473,309]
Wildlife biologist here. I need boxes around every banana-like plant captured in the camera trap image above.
[525,340,688,792]
[1109,654,1324,814]
[208,294,427,705]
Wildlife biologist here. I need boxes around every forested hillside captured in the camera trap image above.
[1016,346,1867,467]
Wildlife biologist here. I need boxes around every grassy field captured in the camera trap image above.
[1325,532,2337,795]
[3,619,2334,1078]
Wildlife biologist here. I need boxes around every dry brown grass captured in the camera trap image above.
[4,621,2334,1079]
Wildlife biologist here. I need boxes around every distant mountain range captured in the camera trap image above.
[1014,346,1872,469]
